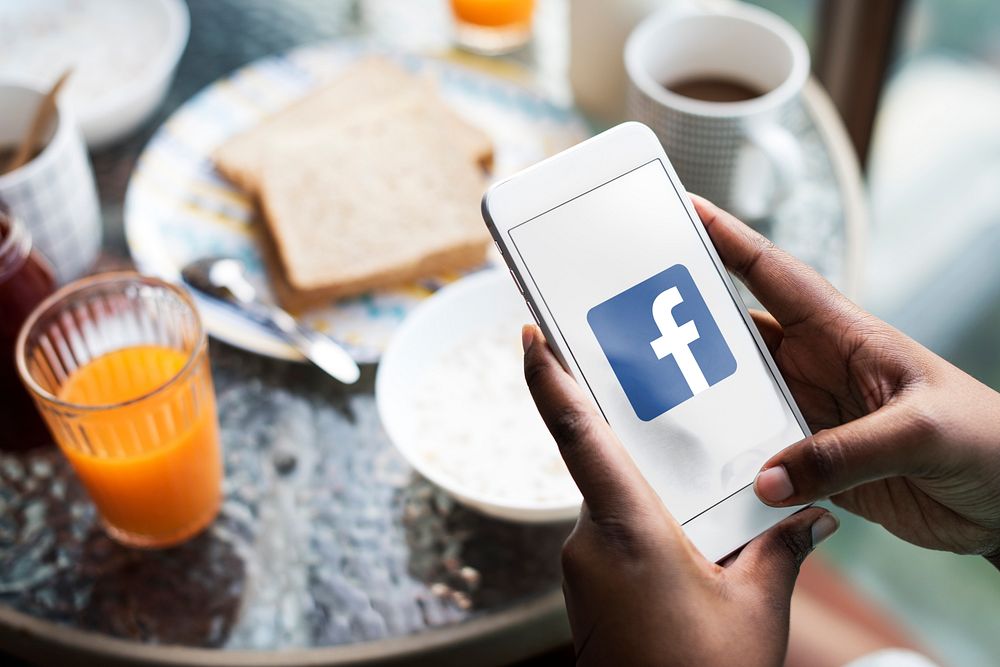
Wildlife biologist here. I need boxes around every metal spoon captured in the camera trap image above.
[181,257,361,384]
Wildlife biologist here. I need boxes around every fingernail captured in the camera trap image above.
[521,324,534,353]
[755,465,794,503]
[810,513,839,548]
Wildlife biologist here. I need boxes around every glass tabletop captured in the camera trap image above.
[0,1,861,663]
[0,353,568,650]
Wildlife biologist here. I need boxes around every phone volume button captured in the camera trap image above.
[525,299,540,325]
[509,268,525,294]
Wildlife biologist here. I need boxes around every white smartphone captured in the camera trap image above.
[482,122,809,563]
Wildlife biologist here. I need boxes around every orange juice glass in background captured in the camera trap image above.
[16,274,222,548]
[450,0,535,54]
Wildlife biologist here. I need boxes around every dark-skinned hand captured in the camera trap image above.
[690,196,1000,567]
[522,321,838,666]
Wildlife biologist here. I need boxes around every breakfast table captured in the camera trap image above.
[0,1,867,665]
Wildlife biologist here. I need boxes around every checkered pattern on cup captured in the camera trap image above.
[0,82,102,284]
[625,4,809,220]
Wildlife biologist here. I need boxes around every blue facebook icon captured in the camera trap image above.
[587,264,737,421]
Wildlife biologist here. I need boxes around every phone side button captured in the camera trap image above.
[525,299,540,325]
[509,268,525,294]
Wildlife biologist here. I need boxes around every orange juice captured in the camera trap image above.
[450,0,534,54]
[55,345,222,547]
[451,0,534,27]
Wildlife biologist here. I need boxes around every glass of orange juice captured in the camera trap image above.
[16,273,222,548]
[450,0,535,54]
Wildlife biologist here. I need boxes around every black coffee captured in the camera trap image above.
[665,76,764,103]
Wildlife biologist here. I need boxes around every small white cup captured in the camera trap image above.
[0,82,102,284]
[625,4,809,220]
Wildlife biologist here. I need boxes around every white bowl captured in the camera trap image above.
[0,0,189,149]
[85,0,189,148]
[376,270,581,523]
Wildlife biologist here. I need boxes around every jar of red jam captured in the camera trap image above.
[0,211,57,451]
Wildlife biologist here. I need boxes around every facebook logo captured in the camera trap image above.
[587,264,737,421]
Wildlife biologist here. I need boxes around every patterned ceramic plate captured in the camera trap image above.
[124,41,590,363]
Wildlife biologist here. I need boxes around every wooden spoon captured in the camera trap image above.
[3,70,72,175]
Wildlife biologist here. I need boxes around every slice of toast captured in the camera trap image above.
[212,58,493,195]
[256,104,491,311]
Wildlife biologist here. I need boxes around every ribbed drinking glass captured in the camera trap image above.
[16,273,222,548]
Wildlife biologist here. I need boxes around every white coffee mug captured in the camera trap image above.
[625,4,809,220]
[0,82,102,284]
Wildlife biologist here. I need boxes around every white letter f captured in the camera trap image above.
[649,288,709,395]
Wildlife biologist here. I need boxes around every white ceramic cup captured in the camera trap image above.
[0,82,101,283]
[625,4,809,220]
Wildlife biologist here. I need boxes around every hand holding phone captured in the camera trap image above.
[697,195,1000,565]
[521,322,836,665]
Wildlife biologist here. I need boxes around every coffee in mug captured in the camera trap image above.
[665,76,764,103]
[626,4,809,220]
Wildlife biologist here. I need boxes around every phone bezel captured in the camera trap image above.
[482,122,810,563]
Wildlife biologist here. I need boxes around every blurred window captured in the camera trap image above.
[742,2,1000,665]
[743,0,820,49]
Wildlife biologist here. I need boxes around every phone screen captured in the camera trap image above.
[507,159,805,524]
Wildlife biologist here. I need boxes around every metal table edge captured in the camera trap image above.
[0,588,569,666]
